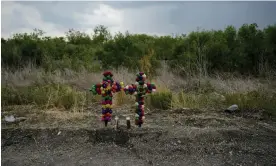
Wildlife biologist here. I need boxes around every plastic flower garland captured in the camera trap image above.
[89,71,124,125]
[124,72,156,127]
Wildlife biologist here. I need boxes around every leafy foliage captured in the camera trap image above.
[2,24,276,76]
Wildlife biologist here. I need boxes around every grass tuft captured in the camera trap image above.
[171,91,223,110]
[224,90,276,116]
[1,84,97,111]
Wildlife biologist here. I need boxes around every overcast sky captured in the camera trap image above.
[1,1,276,38]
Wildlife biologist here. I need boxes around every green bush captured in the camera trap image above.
[2,24,276,76]
[147,91,173,110]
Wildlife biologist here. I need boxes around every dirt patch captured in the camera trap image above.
[183,117,234,128]
[2,123,276,166]
[91,128,131,146]
[2,108,276,166]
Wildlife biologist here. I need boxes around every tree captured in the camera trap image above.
[1,24,276,77]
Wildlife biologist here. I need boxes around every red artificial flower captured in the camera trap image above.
[103,71,113,77]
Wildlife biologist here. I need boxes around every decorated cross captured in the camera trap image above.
[124,72,156,128]
[89,71,124,127]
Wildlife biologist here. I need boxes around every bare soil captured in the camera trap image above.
[2,108,276,166]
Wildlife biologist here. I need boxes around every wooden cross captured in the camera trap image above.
[124,72,156,128]
[89,71,124,127]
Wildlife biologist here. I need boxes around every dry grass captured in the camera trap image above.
[2,65,276,119]
[3,65,272,94]
[1,106,96,129]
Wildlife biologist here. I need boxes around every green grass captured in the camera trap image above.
[147,91,173,110]
[144,85,276,119]
[1,84,99,111]
[171,91,222,110]
[2,72,276,119]
[224,90,276,116]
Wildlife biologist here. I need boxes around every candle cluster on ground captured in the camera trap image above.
[124,72,156,127]
[89,71,124,124]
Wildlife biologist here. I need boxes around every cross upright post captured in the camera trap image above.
[124,72,156,128]
[89,71,124,127]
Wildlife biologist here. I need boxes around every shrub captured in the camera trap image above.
[147,91,173,110]
[1,84,97,111]
[171,91,221,109]
[224,90,276,115]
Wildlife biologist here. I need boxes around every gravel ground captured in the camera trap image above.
[2,110,276,166]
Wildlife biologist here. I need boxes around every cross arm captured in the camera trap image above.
[123,84,138,95]
[89,81,124,95]
[124,82,156,96]
[145,82,157,94]
[111,81,124,93]
[89,83,103,95]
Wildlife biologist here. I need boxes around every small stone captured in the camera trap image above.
[4,115,15,122]
[229,151,233,156]
[225,104,238,113]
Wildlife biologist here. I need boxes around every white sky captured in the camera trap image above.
[1,1,276,38]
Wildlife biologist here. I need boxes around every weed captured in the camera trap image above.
[2,66,276,119]
[171,91,220,110]
[147,91,173,110]
[224,90,276,115]
[1,84,97,111]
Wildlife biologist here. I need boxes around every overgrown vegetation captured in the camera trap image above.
[1,84,99,111]
[2,23,276,76]
[1,23,276,119]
